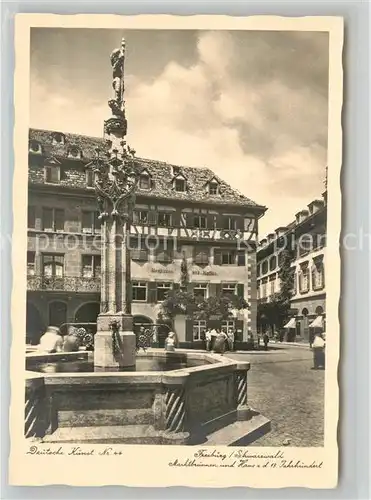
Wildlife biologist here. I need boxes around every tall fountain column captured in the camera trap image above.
[88,38,138,369]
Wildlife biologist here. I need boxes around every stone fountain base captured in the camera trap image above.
[25,350,271,446]
[94,312,136,369]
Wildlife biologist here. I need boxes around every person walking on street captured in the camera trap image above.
[227,330,235,351]
[205,329,212,351]
[312,332,326,369]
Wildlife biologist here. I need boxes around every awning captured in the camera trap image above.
[309,315,324,328]
[283,318,296,329]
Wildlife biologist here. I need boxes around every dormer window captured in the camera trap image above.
[44,158,61,184]
[67,146,82,159]
[29,140,42,154]
[138,171,152,190]
[52,132,66,145]
[209,181,219,195]
[175,178,185,192]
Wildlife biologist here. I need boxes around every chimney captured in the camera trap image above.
[275,226,287,238]
[307,199,325,215]
[295,210,309,225]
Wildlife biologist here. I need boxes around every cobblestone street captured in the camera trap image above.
[227,345,325,447]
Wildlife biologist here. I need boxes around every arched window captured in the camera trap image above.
[262,261,268,274]
[315,306,324,315]
[302,308,309,317]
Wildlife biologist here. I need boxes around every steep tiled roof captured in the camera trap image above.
[29,128,265,210]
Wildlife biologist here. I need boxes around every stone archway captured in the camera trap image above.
[26,302,45,345]
[74,302,100,324]
[48,301,67,328]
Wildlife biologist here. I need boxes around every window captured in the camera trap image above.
[261,280,267,298]
[298,234,313,257]
[193,320,207,341]
[269,279,275,296]
[194,247,209,265]
[133,210,148,224]
[82,255,101,278]
[237,250,246,267]
[130,239,149,261]
[222,216,237,230]
[299,264,310,293]
[193,215,207,229]
[158,212,172,227]
[209,182,218,195]
[312,258,325,290]
[45,166,60,183]
[27,251,36,275]
[221,250,236,265]
[42,254,64,277]
[221,320,235,335]
[52,132,65,145]
[156,282,172,302]
[68,147,82,159]
[28,206,36,229]
[175,178,186,192]
[132,281,147,301]
[82,211,101,233]
[261,261,268,274]
[42,208,64,232]
[222,283,237,296]
[86,170,95,187]
[269,256,277,271]
[155,242,173,263]
[139,174,151,190]
[194,283,208,299]
[29,140,42,154]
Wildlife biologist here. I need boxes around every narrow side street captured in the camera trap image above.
[227,345,325,447]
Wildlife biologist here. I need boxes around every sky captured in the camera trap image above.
[30,28,329,236]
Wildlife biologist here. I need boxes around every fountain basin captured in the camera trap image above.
[25,350,270,445]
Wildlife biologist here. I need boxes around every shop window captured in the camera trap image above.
[193,320,207,341]
[221,320,235,334]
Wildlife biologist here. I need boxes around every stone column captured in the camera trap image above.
[90,37,137,369]
[235,361,252,420]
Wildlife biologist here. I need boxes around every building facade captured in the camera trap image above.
[26,128,266,348]
[257,193,327,342]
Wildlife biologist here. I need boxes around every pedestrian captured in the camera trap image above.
[205,329,212,351]
[210,327,217,351]
[213,330,228,354]
[263,332,269,351]
[312,332,326,369]
[227,329,235,351]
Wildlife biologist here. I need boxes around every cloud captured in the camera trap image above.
[29,29,328,236]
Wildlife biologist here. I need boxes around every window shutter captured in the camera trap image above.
[237,251,246,267]
[147,282,157,303]
[213,249,222,265]
[148,211,157,225]
[237,284,244,298]
[185,319,193,343]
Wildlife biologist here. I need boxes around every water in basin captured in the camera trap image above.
[27,356,208,373]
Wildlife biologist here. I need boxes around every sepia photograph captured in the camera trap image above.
[10,14,343,488]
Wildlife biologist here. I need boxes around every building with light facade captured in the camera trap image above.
[257,192,326,341]
[26,128,266,348]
